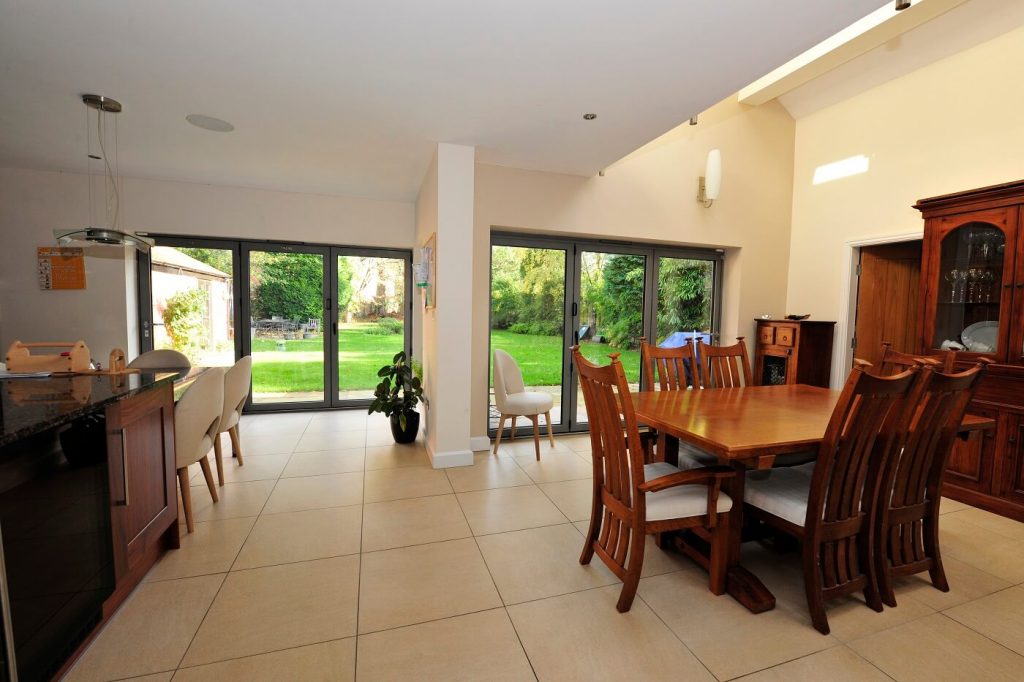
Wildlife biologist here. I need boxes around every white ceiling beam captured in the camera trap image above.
[738,0,966,106]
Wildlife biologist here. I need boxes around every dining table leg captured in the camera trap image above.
[722,464,776,614]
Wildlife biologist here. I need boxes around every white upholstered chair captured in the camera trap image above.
[492,349,554,459]
[129,348,191,370]
[212,355,253,485]
[174,367,224,533]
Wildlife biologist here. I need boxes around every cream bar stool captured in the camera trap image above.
[175,367,225,533]
[492,349,554,460]
[129,348,191,370]
[213,355,253,485]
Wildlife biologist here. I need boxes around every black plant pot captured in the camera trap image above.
[390,411,420,444]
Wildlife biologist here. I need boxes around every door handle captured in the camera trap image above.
[572,302,578,318]
[573,331,580,346]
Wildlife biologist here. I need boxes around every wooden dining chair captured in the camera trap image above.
[743,360,922,634]
[876,341,955,376]
[639,338,714,467]
[572,346,735,612]
[697,337,753,388]
[875,360,988,607]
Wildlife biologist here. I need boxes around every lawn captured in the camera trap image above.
[249,323,639,396]
[251,323,404,393]
[490,329,640,385]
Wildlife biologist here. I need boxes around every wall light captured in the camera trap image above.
[697,149,721,207]
[812,154,870,185]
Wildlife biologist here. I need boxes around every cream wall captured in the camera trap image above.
[414,153,438,449]
[0,167,415,360]
[787,23,1024,386]
[470,96,797,437]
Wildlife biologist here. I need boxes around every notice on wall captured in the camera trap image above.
[37,247,86,290]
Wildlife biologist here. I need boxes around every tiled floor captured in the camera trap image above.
[66,411,1024,681]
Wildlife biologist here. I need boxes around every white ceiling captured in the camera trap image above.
[779,0,1024,119]
[0,0,884,201]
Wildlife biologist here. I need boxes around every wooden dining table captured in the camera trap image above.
[631,383,994,614]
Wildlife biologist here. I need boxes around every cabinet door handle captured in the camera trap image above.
[120,431,130,506]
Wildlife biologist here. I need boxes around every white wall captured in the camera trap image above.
[470,96,797,437]
[0,167,415,360]
[786,23,1024,385]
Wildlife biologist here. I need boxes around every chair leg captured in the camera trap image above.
[509,416,516,440]
[213,434,225,486]
[178,467,194,534]
[802,543,831,635]
[924,513,950,592]
[228,425,244,465]
[580,488,601,566]
[545,411,555,447]
[616,530,647,613]
[199,455,219,503]
[493,414,507,454]
[877,524,898,608]
[531,415,541,461]
[860,530,883,613]
[708,512,730,596]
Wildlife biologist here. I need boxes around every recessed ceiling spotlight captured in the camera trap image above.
[186,114,235,132]
[583,113,597,120]
[895,0,911,9]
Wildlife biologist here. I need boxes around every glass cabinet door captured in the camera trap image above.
[927,209,1018,360]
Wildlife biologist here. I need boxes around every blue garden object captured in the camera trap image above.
[659,331,712,349]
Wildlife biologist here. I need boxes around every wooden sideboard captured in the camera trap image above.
[915,180,1024,521]
[753,319,836,389]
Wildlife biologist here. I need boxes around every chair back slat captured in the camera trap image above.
[876,341,955,377]
[697,337,753,388]
[572,346,647,578]
[640,338,700,390]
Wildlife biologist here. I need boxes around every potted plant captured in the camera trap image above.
[368,351,424,444]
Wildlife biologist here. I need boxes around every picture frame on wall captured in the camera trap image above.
[421,232,436,309]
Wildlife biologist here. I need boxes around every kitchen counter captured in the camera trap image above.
[0,368,201,447]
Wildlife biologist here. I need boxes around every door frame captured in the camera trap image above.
[488,232,724,437]
[839,231,923,388]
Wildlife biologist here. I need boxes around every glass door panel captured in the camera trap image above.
[653,255,716,387]
[247,248,327,405]
[573,251,647,427]
[489,244,568,431]
[932,222,1006,354]
[148,245,236,367]
[336,254,409,402]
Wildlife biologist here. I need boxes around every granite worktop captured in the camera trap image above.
[0,369,198,447]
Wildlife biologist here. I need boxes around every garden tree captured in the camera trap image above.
[162,288,208,362]
[250,252,326,326]
[516,248,565,335]
[657,259,713,339]
[596,254,645,349]
[579,252,605,329]
[177,247,232,275]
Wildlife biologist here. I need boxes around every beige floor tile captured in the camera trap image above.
[445,454,533,492]
[233,506,362,569]
[181,555,360,667]
[65,575,223,681]
[850,613,1024,682]
[263,472,363,514]
[174,638,355,681]
[366,429,409,447]
[358,538,501,633]
[457,485,568,535]
[948,507,1024,541]
[556,434,594,453]
[571,520,690,578]
[122,673,174,682]
[539,478,593,521]
[305,411,368,433]
[892,555,1012,610]
[356,609,533,681]
[215,453,291,483]
[239,431,302,455]
[364,443,430,470]
[239,413,311,435]
[638,567,836,680]
[940,496,971,514]
[364,466,453,503]
[737,646,889,682]
[184,479,276,522]
[477,523,618,604]
[939,513,1024,583]
[509,584,714,681]
[147,517,255,581]
[362,494,471,551]
[945,585,1024,655]
[499,436,572,459]
[515,450,593,484]
[295,430,366,452]
[823,590,934,643]
[282,449,365,477]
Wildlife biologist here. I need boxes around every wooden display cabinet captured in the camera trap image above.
[752,319,836,388]
[915,180,1024,520]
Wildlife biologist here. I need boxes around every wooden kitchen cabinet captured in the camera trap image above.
[753,319,835,388]
[915,180,1024,521]
[104,381,179,610]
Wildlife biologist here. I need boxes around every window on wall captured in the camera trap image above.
[488,234,723,435]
